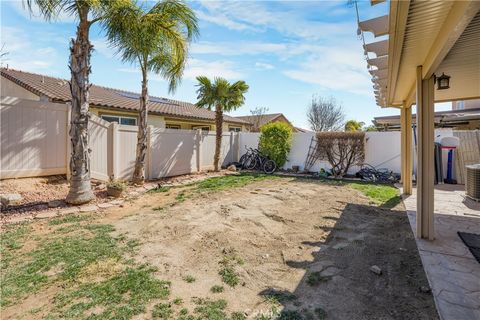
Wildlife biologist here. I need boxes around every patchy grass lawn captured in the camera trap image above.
[1,174,436,320]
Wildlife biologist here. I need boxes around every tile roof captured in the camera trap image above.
[1,68,249,125]
[234,113,284,127]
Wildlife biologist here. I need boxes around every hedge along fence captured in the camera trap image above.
[258,122,293,167]
[314,132,365,177]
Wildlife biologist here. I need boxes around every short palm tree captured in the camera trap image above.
[106,0,199,184]
[196,76,249,171]
[344,120,365,132]
[24,0,134,204]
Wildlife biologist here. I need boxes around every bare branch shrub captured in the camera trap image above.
[307,96,345,132]
[249,106,269,132]
[315,132,365,177]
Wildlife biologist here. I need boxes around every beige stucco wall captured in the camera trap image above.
[90,107,166,127]
[1,77,41,101]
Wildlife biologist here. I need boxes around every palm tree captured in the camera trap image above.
[24,0,134,204]
[196,76,249,171]
[344,120,365,132]
[106,0,198,184]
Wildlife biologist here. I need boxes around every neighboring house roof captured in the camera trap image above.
[234,113,295,129]
[294,127,312,133]
[0,68,249,125]
[373,107,480,129]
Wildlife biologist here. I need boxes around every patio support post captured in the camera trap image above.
[401,105,413,195]
[416,66,435,240]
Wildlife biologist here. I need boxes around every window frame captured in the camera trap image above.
[165,124,181,129]
[228,126,242,132]
[191,125,211,131]
[100,114,137,126]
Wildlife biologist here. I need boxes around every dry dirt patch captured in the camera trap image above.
[109,177,437,319]
[1,176,437,319]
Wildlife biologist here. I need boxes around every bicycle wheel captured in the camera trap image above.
[239,154,247,168]
[244,155,257,170]
[263,159,277,174]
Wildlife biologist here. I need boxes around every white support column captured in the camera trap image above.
[416,66,435,240]
[401,105,413,195]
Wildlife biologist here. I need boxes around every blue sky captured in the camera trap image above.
[0,0,449,129]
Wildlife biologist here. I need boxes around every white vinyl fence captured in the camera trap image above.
[1,97,475,183]
[0,98,68,179]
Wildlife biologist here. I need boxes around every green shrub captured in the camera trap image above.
[258,122,293,167]
[107,180,127,191]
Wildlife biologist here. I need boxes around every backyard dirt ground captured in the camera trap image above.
[1,175,438,320]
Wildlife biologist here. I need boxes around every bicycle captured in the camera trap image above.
[239,146,277,174]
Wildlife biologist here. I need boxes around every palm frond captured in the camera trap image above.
[104,0,198,94]
[195,76,249,113]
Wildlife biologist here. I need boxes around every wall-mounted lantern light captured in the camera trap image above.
[435,73,450,90]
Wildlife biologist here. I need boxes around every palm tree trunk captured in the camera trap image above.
[214,106,223,172]
[65,8,95,205]
[132,65,149,184]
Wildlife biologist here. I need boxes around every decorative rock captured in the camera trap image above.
[35,211,58,219]
[48,200,63,208]
[58,206,80,215]
[227,164,236,172]
[0,193,23,206]
[98,203,114,209]
[79,205,98,212]
[370,265,382,275]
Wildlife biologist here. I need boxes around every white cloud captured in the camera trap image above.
[91,39,116,59]
[0,26,60,72]
[183,58,244,80]
[255,62,274,70]
[283,44,372,96]
[196,1,355,41]
[7,0,76,23]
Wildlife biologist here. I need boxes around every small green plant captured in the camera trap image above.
[152,302,173,319]
[192,298,228,319]
[231,312,247,320]
[219,266,239,287]
[175,192,187,203]
[107,180,127,191]
[148,186,171,193]
[173,298,183,305]
[258,122,293,167]
[49,214,91,225]
[306,271,332,286]
[183,275,196,283]
[210,285,224,293]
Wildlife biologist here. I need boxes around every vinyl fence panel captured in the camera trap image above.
[89,116,110,181]
[149,128,198,179]
[0,97,68,179]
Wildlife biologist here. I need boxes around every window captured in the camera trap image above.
[101,115,137,126]
[229,126,242,132]
[456,101,465,110]
[166,124,181,129]
[192,125,210,131]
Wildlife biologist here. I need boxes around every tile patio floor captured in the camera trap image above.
[401,184,480,320]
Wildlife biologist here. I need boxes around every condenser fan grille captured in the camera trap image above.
[466,164,480,201]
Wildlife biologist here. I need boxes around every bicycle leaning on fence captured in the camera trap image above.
[239,146,277,174]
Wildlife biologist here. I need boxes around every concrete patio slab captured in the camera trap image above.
[402,184,480,320]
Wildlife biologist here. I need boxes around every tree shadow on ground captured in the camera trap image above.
[257,178,439,320]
